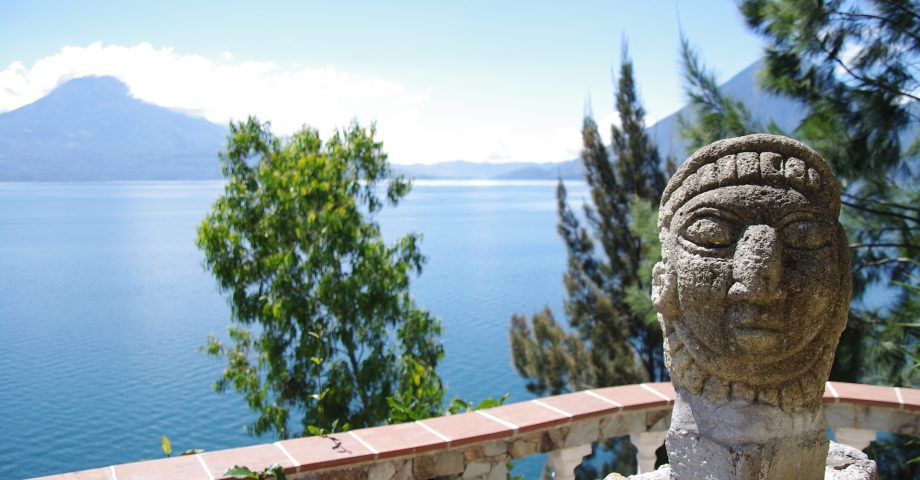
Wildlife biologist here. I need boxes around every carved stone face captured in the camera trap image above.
[668,185,846,366]
[654,135,850,409]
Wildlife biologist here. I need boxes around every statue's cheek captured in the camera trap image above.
[674,253,733,301]
[783,253,839,335]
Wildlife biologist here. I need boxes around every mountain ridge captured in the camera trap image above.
[0,76,228,181]
[0,62,805,181]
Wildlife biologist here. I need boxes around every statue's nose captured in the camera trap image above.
[728,224,786,304]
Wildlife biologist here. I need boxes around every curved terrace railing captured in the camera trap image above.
[35,382,920,480]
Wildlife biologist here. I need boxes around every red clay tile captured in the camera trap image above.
[898,386,920,410]
[645,382,676,401]
[591,384,668,410]
[279,433,375,472]
[823,381,838,401]
[30,467,112,480]
[831,382,900,408]
[352,421,447,460]
[420,411,513,447]
[477,400,569,433]
[534,391,620,421]
[114,455,209,480]
[202,444,294,479]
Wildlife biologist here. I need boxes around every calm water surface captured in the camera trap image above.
[0,180,587,478]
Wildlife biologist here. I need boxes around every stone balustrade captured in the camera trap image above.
[34,382,919,480]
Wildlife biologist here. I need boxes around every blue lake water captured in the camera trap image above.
[0,180,589,479]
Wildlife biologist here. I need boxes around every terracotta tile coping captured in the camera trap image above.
[33,382,918,480]
[824,381,918,410]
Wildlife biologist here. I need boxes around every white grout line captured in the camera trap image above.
[416,420,452,446]
[584,389,623,409]
[827,381,840,402]
[109,465,118,480]
[348,431,379,457]
[895,387,905,408]
[641,383,672,402]
[475,410,519,433]
[531,399,573,419]
[274,441,301,468]
[195,454,215,480]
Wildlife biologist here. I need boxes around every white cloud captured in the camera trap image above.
[0,42,427,137]
[0,42,582,164]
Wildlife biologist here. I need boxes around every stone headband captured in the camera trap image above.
[658,134,840,229]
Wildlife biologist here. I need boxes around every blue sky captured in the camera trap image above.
[0,1,764,164]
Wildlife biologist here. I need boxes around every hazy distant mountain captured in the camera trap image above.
[0,76,227,181]
[396,59,806,180]
[393,159,583,180]
[647,59,806,162]
[0,61,808,181]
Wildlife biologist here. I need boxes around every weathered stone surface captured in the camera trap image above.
[604,473,631,480]
[655,134,849,408]
[412,451,464,479]
[463,445,485,462]
[617,443,876,480]
[392,459,413,480]
[413,455,435,479]
[564,418,600,447]
[508,437,538,459]
[299,467,368,480]
[617,464,671,480]
[652,135,859,480]
[486,462,507,480]
[482,441,507,457]
[367,460,395,480]
[542,428,566,452]
[462,461,491,479]
[825,442,878,480]
[508,430,559,459]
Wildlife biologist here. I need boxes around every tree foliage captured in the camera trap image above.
[677,36,764,150]
[510,47,668,397]
[197,117,443,438]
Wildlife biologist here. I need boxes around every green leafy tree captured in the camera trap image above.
[510,46,668,400]
[197,117,444,438]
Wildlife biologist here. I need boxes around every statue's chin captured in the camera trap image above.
[728,327,786,358]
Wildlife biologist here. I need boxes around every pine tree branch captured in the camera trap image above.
[843,200,920,223]
[828,9,920,44]
[819,42,920,102]
[875,0,920,22]
[859,257,918,267]
[849,242,919,250]
[843,193,920,213]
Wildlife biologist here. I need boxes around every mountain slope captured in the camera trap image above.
[647,59,806,162]
[0,61,808,181]
[393,159,583,180]
[394,60,805,180]
[0,76,227,181]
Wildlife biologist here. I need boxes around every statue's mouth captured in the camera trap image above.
[726,303,784,332]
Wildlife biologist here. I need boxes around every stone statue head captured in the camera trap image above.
[653,134,850,411]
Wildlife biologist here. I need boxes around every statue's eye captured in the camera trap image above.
[782,220,830,250]
[681,216,735,248]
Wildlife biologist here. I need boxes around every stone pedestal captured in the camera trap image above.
[666,388,828,479]
[606,442,877,480]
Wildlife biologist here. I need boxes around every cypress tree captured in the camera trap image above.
[509,45,668,397]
